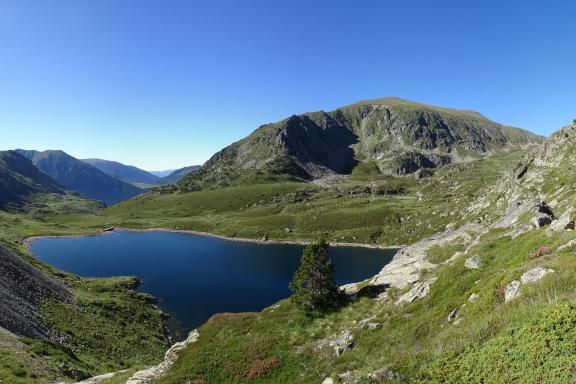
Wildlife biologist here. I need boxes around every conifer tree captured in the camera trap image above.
[289,240,341,314]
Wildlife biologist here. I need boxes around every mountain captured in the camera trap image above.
[15,149,144,206]
[161,165,200,184]
[0,150,64,210]
[179,97,543,191]
[149,169,177,177]
[139,120,576,383]
[82,158,162,186]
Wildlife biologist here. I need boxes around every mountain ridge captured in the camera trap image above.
[82,158,162,186]
[15,149,144,206]
[179,97,543,191]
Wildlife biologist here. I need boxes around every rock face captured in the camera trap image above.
[464,255,482,269]
[370,223,480,290]
[126,329,199,384]
[494,199,555,229]
[0,244,74,339]
[178,98,542,190]
[396,277,437,305]
[520,267,554,284]
[504,280,522,302]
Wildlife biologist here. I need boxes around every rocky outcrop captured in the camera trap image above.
[369,223,481,290]
[464,255,482,269]
[504,268,554,302]
[0,244,74,339]
[70,370,128,384]
[504,280,522,302]
[520,267,554,284]
[126,329,199,384]
[178,98,542,190]
[328,330,354,356]
[395,277,437,305]
[494,199,555,229]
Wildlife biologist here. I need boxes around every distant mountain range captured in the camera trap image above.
[149,169,177,177]
[179,97,543,191]
[82,158,163,186]
[15,149,144,206]
[161,166,201,184]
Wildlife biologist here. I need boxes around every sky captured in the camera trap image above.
[0,1,575,170]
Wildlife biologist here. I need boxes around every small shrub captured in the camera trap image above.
[12,366,27,377]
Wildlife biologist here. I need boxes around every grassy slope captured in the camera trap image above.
[69,150,529,248]
[153,226,576,383]
[0,199,169,383]
[1,146,562,383]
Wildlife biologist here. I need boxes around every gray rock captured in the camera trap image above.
[328,330,354,356]
[464,255,482,269]
[363,322,381,330]
[549,210,572,231]
[520,267,554,284]
[367,366,402,381]
[504,280,522,302]
[126,329,199,384]
[468,293,479,302]
[447,308,459,322]
[321,378,334,384]
[395,277,437,305]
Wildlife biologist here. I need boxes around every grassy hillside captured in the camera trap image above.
[0,206,168,383]
[0,150,101,213]
[89,150,529,247]
[153,227,576,383]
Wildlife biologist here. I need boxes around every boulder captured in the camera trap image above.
[468,293,479,302]
[504,280,522,302]
[464,255,482,269]
[447,308,459,321]
[367,366,402,381]
[328,330,354,356]
[549,210,572,231]
[520,267,554,284]
[395,277,437,305]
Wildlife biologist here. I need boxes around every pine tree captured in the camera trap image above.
[289,240,341,315]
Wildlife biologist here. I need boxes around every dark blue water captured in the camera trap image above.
[31,231,395,336]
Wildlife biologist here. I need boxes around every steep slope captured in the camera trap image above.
[162,165,200,184]
[82,158,163,186]
[16,149,144,206]
[179,97,542,191]
[0,244,74,339]
[0,150,64,210]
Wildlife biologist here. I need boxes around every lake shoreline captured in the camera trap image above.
[23,227,404,251]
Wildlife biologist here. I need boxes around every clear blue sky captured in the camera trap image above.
[1,0,575,170]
